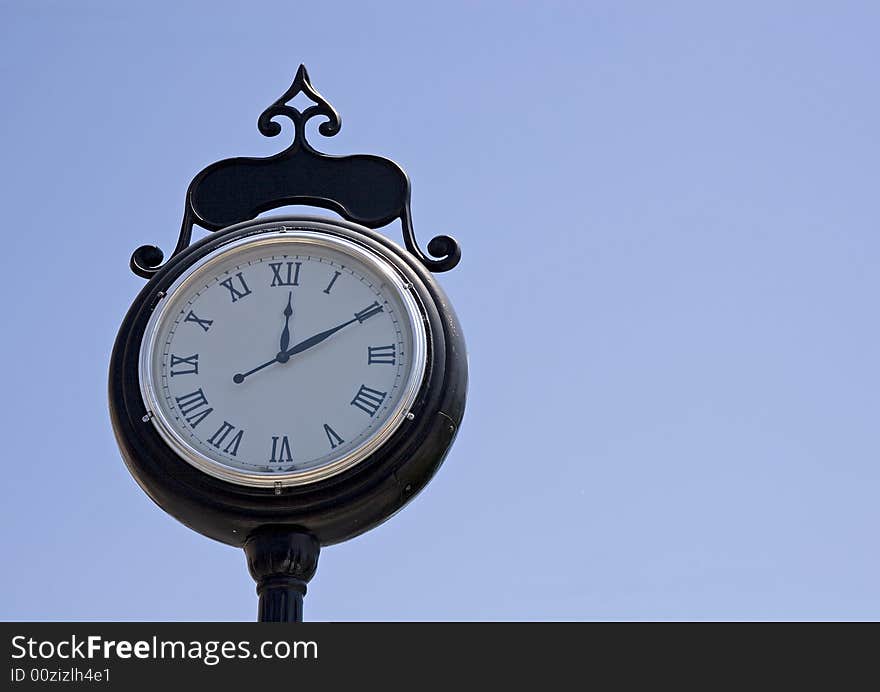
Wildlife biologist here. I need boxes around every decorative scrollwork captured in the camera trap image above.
[130,65,460,279]
[256,64,342,150]
[401,203,461,273]
[130,244,164,277]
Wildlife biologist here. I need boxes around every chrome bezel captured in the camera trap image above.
[138,226,428,488]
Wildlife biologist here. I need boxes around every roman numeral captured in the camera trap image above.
[323,423,344,449]
[323,270,341,294]
[207,421,244,456]
[169,353,199,376]
[219,272,252,302]
[175,388,213,428]
[350,385,387,417]
[269,261,301,286]
[368,345,396,365]
[184,310,213,332]
[354,301,384,323]
[270,435,293,463]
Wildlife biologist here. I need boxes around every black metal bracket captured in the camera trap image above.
[130,65,460,278]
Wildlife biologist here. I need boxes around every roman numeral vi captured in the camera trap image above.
[270,435,293,463]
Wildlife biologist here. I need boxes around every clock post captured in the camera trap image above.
[245,529,320,623]
[109,65,467,622]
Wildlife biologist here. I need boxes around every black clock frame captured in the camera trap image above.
[110,215,466,548]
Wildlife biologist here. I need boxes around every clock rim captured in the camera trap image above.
[109,214,467,547]
[138,230,429,488]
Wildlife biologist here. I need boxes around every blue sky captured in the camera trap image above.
[1,1,878,620]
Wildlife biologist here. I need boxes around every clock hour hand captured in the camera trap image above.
[233,301,384,384]
[278,291,293,357]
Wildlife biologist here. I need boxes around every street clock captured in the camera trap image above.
[109,66,467,621]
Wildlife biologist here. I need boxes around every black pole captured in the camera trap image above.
[244,528,320,623]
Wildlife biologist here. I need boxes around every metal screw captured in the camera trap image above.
[142,411,154,422]
[274,481,282,496]
[406,412,415,421]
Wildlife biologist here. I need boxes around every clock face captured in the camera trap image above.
[139,229,427,487]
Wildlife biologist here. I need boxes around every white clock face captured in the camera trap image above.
[139,228,427,487]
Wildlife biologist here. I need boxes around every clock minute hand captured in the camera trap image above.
[232,302,384,384]
[284,318,357,357]
[284,302,384,358]
[236,320,356,383]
